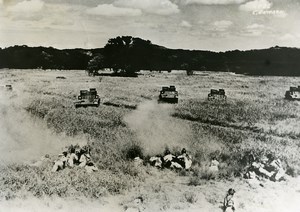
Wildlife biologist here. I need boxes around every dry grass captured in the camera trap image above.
[0,163,135,200]
[1,69,300,203]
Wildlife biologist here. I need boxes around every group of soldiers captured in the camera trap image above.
[223,153,286,212]
[149,148,192,170]
[244,152,286,182]
[49,145,287,211]
[52,144,98,173]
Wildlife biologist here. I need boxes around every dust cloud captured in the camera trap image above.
[0,91,86,165]
[124,100,192,156]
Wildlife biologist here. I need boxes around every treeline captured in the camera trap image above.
[1,36,300,76]
[0,45,101,70]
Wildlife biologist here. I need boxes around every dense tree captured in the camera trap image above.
[103,36,152,75]
[86,54,104,76]
[0,46,91,70]
[1,38,300,76]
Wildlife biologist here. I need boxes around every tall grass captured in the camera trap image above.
[2,69,300,200]
[1,86,146,199]
[172,97,300,181]
[173,98,299,136]
[0,163,136,200]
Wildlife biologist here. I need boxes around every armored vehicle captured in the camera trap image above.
[285,86,300,100]
[208,89,226,101]
[4,85,12,91]
[158,86,178,103]
[0,85,12,91]
[74,88,100,108]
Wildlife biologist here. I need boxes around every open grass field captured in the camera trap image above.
[0,69,300,211]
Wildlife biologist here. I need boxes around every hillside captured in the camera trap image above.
[1,37,300,76]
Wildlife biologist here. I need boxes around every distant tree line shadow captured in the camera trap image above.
[1,36,300,76]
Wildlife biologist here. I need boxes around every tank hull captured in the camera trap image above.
[74,99,100,108]
[285,91,300,100]
[158,86,179,104]
[74,88,100,108]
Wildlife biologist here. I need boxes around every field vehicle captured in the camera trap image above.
[56,76,66,79]
[5,85,12,91]
[208,89,227,101]
[158,86,178,103]
[285,86,300,100]
[74,88,100,108]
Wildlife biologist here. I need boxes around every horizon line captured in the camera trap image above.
[1,44,299,53]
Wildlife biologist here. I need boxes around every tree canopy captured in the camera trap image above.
[1,37,300,76]
[103,36,152,75]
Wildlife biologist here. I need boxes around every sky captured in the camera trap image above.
[0,0,299,51]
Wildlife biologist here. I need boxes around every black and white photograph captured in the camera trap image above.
[0,0,300,211]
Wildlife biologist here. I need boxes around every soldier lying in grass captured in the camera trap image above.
[149,148,192,170]
[51,145,98,173]
[244,153,286,182]
[51,151,68,172]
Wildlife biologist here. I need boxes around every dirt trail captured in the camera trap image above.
[1,174,300,212]
[0,195,123,212]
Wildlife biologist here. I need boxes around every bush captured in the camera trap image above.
[183,191,198,204]
[125,144,144,160]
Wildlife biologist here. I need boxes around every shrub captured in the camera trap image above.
[125,144,144,160]
[183,191,198,204]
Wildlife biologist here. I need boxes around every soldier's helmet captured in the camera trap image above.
[181,148,187,154]
[87,162,94,166]
[228,188,235,195]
